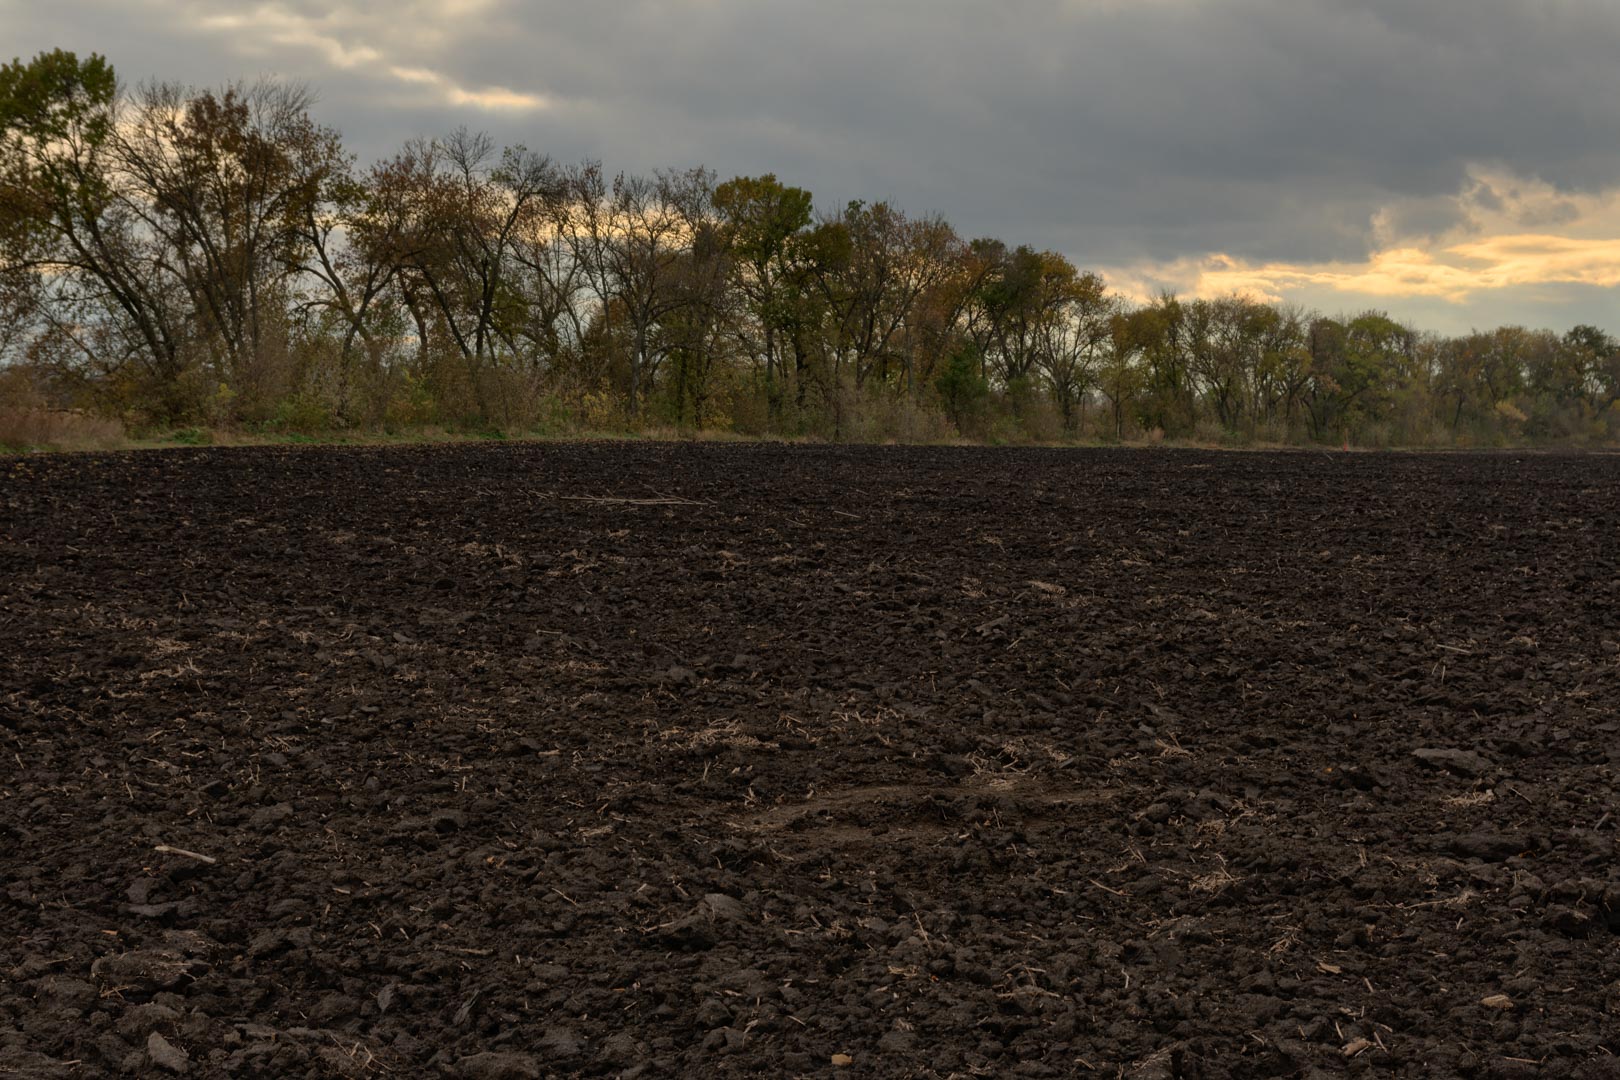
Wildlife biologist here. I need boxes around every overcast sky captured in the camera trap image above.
[6,0,1619,334]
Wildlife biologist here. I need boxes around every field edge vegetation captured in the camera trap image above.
[3,50,1619,455]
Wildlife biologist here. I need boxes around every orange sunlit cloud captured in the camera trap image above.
[1105,166,1620,307]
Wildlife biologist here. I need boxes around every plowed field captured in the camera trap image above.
[2,444,1618,1078]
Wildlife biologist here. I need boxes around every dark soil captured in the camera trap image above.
[2,443,1618,1079]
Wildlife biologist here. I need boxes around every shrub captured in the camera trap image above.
[0,406,126,452]
[0,369,127,451]
[269,393,336,435]
[936,344,990,437]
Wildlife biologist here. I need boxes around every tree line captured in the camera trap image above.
[3,50,1617,446]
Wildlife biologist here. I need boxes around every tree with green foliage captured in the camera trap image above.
[712,174,814,411]
[936,340,989,434]
[1131,293,1197,437]
[1304,312,1412,441]
[975,245,1076,387]
[1099,309,1152,440]
[0,50,192,415]
[1565,325,1620,417]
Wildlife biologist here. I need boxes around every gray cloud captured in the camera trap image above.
[6,0,1620,327]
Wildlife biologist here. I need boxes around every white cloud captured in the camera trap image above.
[385,65,547,112]
[186,0,548,112]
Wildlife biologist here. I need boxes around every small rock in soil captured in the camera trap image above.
[1545,906,1594,938]
[598,1033,644,1065]
[695,999,732,1027]
[539,1027,584,1058]
[248,802,294,827]
[1447,832,1533,861]
[117,1003,183,1039]
[91,951,200,996]
[35,976,97,1013]
[700,892,745,921]
[1412,748,1493,777]
[147,1032,189,1074]
[661,666,698,687]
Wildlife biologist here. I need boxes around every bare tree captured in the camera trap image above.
[603,167,713,415]
[1034,270,1112,430]
[395,130,557,407]
[113,79,345,394]
[0,51,193,413]
[295,145,426,384]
